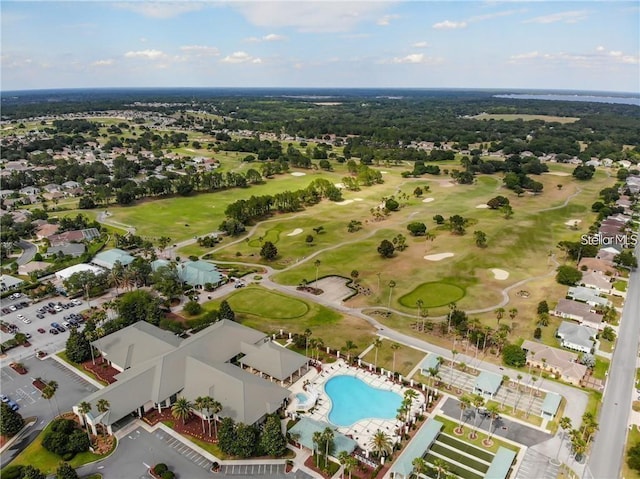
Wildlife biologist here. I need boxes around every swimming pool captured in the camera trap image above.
[324,375,403,426]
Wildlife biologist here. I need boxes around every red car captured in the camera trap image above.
[37,328,46,334]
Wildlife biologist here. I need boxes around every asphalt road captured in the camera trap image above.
[588,245,640,479]
[16,240,36,266]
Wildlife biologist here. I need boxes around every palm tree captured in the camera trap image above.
[456,395,471,434]
[312,431,323,467]
[96,398,110,436]
[41,384,56,417]
[427,367,440,396]
[495,307,505,324]
[558,416,572,462]
[373,338,383,368]
[449,349,458,388]
[203,396,221,437]
[387,280,396,308]
[416,299,424,322]
[314,259,321,284]
[338,451,349,479]
[470,394,485,439]
[509,307,518,321]
[171,397,193,425]
[78,401,92,443]
[322,427,334,467]
[500,375,510,410]
[344,340,358,362]
[194,396,207,434]
[412,457,428,478]
[344,456,357,479]
[485,403,500,440]
[43,380,60,417]
[369,429,393,458]
[304,328,312,357]
[433,458,449,479]
[390,343,400,373]
[513,374,523,413]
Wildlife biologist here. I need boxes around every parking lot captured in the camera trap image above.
[0,293,89,363]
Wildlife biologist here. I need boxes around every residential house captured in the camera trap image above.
[48,228,100,246]
[0,190,16,199]
[42,183,61,193]
[551,299,603,330]
[596,248,621,266]
[580,271,613,294]
[567,286,611,308]
[73,320,308,435]
[47,243,86,258]
[521,340,587,386]
[61,180,80,190]
[19,186,40,196]
[556,321,597,354]
[579,256,618,275]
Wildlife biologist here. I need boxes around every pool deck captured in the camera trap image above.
[286,360,426,451]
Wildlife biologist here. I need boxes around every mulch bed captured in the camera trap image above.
[10,363,27,374]
[143,408,218,444]
[81,357,119,384]
[32,378,47,391]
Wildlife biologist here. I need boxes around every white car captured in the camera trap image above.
[18,315,31,324]
[54,305,63,312]
[71,299,82,306]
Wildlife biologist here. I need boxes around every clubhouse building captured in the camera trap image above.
[74,320,309,435]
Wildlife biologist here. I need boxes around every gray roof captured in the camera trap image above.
[93,320,182,370]
[0,274,24,289]
[557,321,597,349]
[289,418,358,455]
[485,447,516,479]
[240,341,308,381]
[47,243,86,258]
[567,286,610,307]
[474,371,503,395]
[92,248,134,269]
[541,392,562,417]
[84,320,293,426]
[389,419,443,477]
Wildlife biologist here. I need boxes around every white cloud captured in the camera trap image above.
[412,41,429,48]
[114,2,204,19]
[180,45,220,57]
[467,9,523,23]
[245,33,286,43]
[509,48,639,67]
[389,53,443,65]
[596,46,605,52]
[124,49,165,60]
[609,50,623,57]
[377,14,400,26]
[231,2,393,33]
[221,51,262,64]
[91,59,114,67]
[523,10,589,24]
[432,20,467,29]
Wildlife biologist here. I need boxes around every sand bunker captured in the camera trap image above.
[544,171,570,176]
[287,228,303,237]
[336,200,354,205]
[381,171,389,174]
[565,219,582,227]
[291,172,307,177]
[476,204,490,209]
[422,197,435,203]
[334,183,345,189]
[354,198,364,201]
[424,252,455,261]
[439,181,455,188]
[491,268,509,280]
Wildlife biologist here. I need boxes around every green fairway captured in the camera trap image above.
[399,282,466,308]
[226,287,309,319]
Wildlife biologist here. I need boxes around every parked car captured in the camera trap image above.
[9,305,17,312]
[55,326,66,333]
[49,328,59,335]
[37,328,46,334]
[36,314,44,319]
[0,394,8,403]
[51,322,61,328]
[1,308,10,314]
[21,317,31,324]
[7,400,19,411]
[72,299,83,306]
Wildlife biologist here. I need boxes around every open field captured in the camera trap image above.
[472,113,580,123]
[359,339,427,376]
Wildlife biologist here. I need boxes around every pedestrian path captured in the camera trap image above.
[154,428,213,471]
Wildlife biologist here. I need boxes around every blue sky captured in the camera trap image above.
[1,1,639,92]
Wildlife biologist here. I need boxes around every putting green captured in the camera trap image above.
[399,282,466,309]
[248,228,281,247]
[227,287,309,319]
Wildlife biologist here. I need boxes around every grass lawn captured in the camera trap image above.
[623,425,640,479]
[593,357,610,380]
[4,420,113,475]
[434,415,520,454]
[399,282,466,309]
[201,286,377,353]
[599,338,614,353]
[56,351,108,386]
[613,280,628,292]
[359,339,427,376]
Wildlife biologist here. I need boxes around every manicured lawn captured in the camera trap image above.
[614,280,628,292]
[359,339,427,376]
[202,286,376,354]
[623,425,640,479]
[226,287,310,319]
[594,357,610,380]
[600,338,614,353]
[436,433,495,462]
[399,282,466,309]
[4,420,113,475]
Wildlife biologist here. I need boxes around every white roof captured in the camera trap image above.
[56,263,104,280]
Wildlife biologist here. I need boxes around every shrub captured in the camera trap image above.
[502,344,527,367]
[183,300,202,316]
[161,472,175,479]
[153,464,168,475]
[533,327,542,339]
[0,402,25,437]
[62,452,76,461]
[1,465,24,479]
